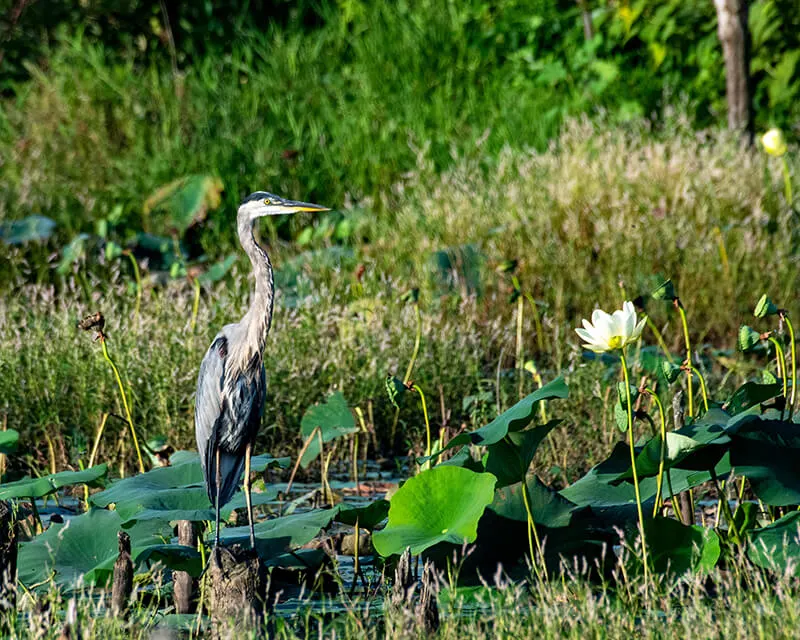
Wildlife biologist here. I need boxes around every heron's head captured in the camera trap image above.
[239,191,330,221]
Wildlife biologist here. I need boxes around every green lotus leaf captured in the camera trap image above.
[488,476,577,528]
[0,429,19,455]
[484,421,562,488]
[0,215,56,245]
[747,511,800,576]
[651,279,676,301]
[143,175,224,236]
[425,378,568,461]
[0,464,107,500]
[372,466,497,557]
[299,392,358,468]
[642,516,720,576]
[197,255,237,284]
[217,506,341,559]
[18,508,171,590]
[724,381,783,415]
[336,499,390,530]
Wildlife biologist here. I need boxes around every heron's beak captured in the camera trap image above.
[281,200,330,213]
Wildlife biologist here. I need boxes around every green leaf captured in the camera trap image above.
[614,402,629,434]
[217,507,340,559]
[0,429,19,455]
[732,502,759,540]
[336,500,390,530]
[299,392,358,468]
[197,255,237,284]
[643,517,720,576]
[661,360,682,384]
[0,465,107,500]
[385,375,407,409]
[143,175,224,236]
[728,417,800,506]
[372,467,497,557]
[432,377,568,456]
[724,381,782,415]
[0,215,56,245]
[484,421,562,488]
[747,511,800,576]
[18,509,171,590]
[57,234,92,274]
[617,383,639,410]
[488,476,577,528]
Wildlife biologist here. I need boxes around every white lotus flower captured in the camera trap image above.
[575,301,645,353]
[761,128,787,157]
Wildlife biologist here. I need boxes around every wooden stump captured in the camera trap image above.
[208,546,268,630]
[173,521,197,614]
[111,531,133,617]
[0,500,17,625]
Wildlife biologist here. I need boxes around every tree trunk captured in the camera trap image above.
[173,521,197,614]
[0,501,17,624]
[713,0,753,140]
[576,0,594,41]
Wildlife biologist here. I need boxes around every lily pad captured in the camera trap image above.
[0,215,55,245]
[428,378,568,459]
[299,392,358,468]
[643,516,720,576]
[144,175,224,235]
[489,476,577,528]
[217,507,341,559]
[724,382,783,415]
[0,429,19,455]
[747,511,800,576]
[336,499,391,530]
[0,465,107,500]
[372,466,497,557]
[17,508,171,590]
[484,421,562,488]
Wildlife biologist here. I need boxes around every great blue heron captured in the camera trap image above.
[195,191,329,548]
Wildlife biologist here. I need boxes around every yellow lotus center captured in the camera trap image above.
[607,335,624,350]
[441,528,449,534]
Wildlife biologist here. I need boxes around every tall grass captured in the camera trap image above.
[1,120,795,480]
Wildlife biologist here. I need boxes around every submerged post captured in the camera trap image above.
[208,546,268,631]
[173,520,197,614]
[112,530,133,617]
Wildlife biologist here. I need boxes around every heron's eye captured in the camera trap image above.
[263,198,271,205]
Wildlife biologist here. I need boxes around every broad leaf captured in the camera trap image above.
[299,392,358,468]
[642,516,720,576]
[747,511,800,576]
[336,500,390,530]
[372,467,497,557]
[484,421,561,488]
[0,465,107,500]
[0,429,19,455]
[143,175,224,235]
[488,476,577,528]
[724,382,782,415]
[0,215,55,245]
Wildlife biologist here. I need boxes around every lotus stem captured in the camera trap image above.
[688,365,710,413]
[125,251,142,320]
[782,313,796,414]
[412,384,432,462]
[676,301,694,418]
[100,336,145,474]
[390,303,423,448]
[781,157,793,205]
[644,390,667,518]
[351,433,359,497]
[711,470,740,546]
[190,277,201,331]
[516,293,524,400]
[88,413,109,469]
[520,476,547,581]
[522,292,545,353]
[620,351,648,583]
[645,315,673,362]
[767,336,788,403]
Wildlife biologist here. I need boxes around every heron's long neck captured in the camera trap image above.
[235,212,274,370]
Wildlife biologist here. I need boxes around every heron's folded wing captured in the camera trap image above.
[195,335,227,481]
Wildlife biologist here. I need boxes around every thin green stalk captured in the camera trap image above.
[783,313,796,413]
[767,336,788,403]
[100,337,145,474]
[781,157,793,205]
[644,390,667,518]
[125,252,142,319]
[515,294,524,400]
[520,475,547,581]
[412,384,432,460]
[190,277,201,331]
[688,365,709,413]
[676,302,694,418]
[666,470,683,524]
[645,315,673,361]
[620,351,648,583]
[711,470,741,546]
[390,304,423,447]
[523,292,545,353]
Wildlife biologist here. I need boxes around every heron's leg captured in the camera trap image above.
[214,445,222,548]
[244,441,256,549]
